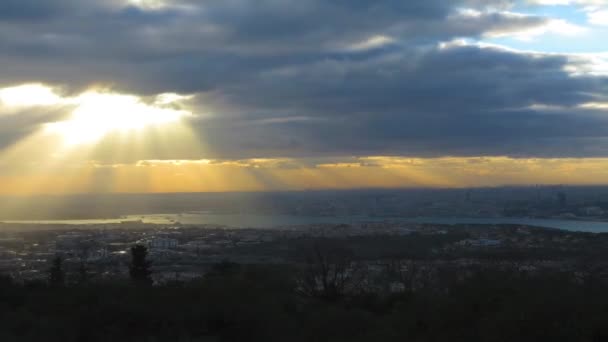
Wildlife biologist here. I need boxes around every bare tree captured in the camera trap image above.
[385,259,419,293]
[381,258,445,294]
[297,239,365,301]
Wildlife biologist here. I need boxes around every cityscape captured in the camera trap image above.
[2,211,608,286]
[2,0,608,340]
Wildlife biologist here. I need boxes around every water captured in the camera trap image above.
[3,213,608,233]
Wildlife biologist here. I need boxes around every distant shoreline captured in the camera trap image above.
[1,214,608,233]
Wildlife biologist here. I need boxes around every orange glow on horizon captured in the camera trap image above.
[3,83,608,196]
[2,156,608,195]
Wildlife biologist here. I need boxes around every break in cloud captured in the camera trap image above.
[0,0,607,162]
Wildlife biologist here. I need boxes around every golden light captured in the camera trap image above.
[0,83,205,198]
[44,92,190,146]
[0,84,64,107]
[6,83,608,196]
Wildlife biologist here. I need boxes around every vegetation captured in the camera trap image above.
[129,244,153,287]
[1,241,608,341]
[47,256,65,288]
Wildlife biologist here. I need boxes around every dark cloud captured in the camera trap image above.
[182,44,608,159]
[0,0,544,92]
[0,0,607,160]
[0,106,71,147]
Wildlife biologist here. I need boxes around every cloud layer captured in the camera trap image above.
[0,0,607,162]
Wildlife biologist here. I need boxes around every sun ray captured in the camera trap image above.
[44,91,191,147]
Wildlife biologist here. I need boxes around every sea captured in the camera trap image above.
[3,213,608,233]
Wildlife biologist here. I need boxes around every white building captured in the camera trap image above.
[149,238,179,250]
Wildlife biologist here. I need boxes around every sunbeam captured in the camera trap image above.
[44,92,190,146]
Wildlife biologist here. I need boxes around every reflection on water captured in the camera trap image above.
[3,213,608,233]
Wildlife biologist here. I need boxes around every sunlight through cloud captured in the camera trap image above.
[44,91,191,146]
[0,84,64,108]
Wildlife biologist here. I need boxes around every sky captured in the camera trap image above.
[0,0,607,194]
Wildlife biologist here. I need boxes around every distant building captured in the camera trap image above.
[55,234,86,250]
[149,238,178,250]
[581,206,604,217]
[86,248,109,261]
[458,238,502,247]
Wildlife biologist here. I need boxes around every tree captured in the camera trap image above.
[0,274,13,288]
[384,259,421,293]
[209,260,241,277]
[297,239,365,301]
[48,256,65,287]
[76,262,90,285]
[129,244,153,286]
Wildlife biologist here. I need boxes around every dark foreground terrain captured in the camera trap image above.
[2,223,608,341]
[2,259,608,341]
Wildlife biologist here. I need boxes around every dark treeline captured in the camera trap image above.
[2,243,608,341]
